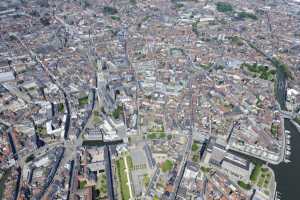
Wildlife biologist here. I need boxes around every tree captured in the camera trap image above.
[216,2,233,13]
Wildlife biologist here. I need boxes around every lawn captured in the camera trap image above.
[238,181,252,190]
[116,158,130,200]
[271,123,278,136]
[153,195,159,200]
[79,180,87,189]
[251,166,271,191]
[126,155,133,170]
[258,176,265,187]
[200,166,211,173]
[199,63,213,70]
[148,125,164,133]
[250,163,262,182]
[192,142,200,152]
[97,173,108,199]
[259,169,271,189]
[78,96,89,106]
[161,160,173,173]
[192,155,199,162]
[111,15,120,21]
[93,111,102,124]
[143,174,150,187]
[112,105,123,119]
[58,103,64,112]
[36,126,46,135]
[147,132,166,140]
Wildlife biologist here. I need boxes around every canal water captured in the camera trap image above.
[271,119,300,200]
[271,59,300,200]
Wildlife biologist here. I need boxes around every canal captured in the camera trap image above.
[271,57,300,200]
[272,119,300,200]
